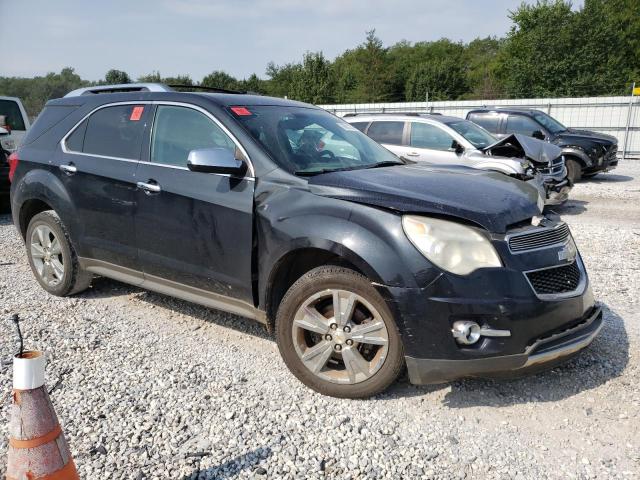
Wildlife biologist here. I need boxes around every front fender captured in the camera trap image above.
[255,186,438,308]
[560,147,592,167]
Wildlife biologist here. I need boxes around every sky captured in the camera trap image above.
[0,0,584,82]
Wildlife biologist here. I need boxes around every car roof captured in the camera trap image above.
[344,113,466,125]
[468,107,544,116]
[47,86,316,110]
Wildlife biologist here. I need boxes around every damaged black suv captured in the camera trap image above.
[10,84,602,398]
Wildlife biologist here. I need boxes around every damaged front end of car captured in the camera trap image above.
[483,133,572,205]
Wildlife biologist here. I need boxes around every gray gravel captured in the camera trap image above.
[1,162,639,479]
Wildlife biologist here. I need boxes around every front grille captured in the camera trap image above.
[526,262,581,295]
[508,223,570,253]
[539,156,565,176]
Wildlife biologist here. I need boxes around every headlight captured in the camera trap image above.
[402,216,502,275]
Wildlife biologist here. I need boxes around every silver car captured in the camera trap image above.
[345,113,570,205]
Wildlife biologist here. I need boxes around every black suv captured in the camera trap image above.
[9,84,602,398]
[467,108,618,182]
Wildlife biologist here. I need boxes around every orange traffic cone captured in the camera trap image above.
[6,350,79,480]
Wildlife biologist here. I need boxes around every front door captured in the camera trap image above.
[134,104,255,303]
[407,122,459,165]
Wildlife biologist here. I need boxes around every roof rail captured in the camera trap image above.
[64,83,174,97]
[343,112,441,117]
[167,84,246,94]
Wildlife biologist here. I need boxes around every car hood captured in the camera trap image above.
[557,128,617,145]
[307,164,542,233]
[481,133,562,165]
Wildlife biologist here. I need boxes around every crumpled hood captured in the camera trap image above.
[482,133,562,165]
[308,164,542,233]
[557,128,617,145]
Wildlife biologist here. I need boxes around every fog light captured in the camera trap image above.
[452,321,481,345]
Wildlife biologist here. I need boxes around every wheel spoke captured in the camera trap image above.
[41,263,51,284]
[341,346,370,383]
[31,243,45,258]
[294,306,329,335]
[350,321,388,346]
[301,340,334,373]
[49,238,62,255]
[332,290,357,327]
[36,226,46,247]
[51,258,64,279]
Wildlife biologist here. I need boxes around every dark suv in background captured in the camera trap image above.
[467,108,618,182]
[9,84,602,398]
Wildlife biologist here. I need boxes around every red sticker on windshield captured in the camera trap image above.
[130,106,144,121]
[231,106,252,116]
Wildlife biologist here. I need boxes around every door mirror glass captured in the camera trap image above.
[451,140,465,154]
[532,130,545,140]
[187,148,245,175]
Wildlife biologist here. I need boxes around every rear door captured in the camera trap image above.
[60,102,149,274]
[134,103,255,303]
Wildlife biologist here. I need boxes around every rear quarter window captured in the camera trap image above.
[349,121,369,133]
[467,113,500,134]
[0,99,26,131]
[82,104,149,159]
[21,105,79,146]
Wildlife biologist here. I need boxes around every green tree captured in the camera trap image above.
[201,70,240,90]
[405,57,468,101]
[104,69,131,84]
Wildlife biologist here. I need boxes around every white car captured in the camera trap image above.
[345,113,571,205]
[0,96,31,152]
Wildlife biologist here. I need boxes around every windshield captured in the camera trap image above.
[228,105,403,175]
[532,112,566,134]
[446,120,496,149]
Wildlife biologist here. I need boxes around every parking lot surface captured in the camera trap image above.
[1,162,639,480]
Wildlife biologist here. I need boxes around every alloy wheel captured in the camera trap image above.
[30,225,65,287]
[291,289,390,384]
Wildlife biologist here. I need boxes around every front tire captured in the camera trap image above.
[566,158,582,183]
[276,266,404,398]
[25,210,92,297]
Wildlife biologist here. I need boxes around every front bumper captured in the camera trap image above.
[405,305,602,384]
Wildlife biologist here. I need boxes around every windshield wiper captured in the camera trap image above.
[368,160,405,168]
[294,160,405,177]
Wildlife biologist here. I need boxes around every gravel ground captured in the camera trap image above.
[0,162,639,480]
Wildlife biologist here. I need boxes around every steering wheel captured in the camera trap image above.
[318,150,335,159]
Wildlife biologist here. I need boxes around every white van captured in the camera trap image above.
[0,96,30,152]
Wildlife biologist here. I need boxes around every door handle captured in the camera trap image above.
[59,163,77,175]
[137,181,161,194]
[405,152,420,157]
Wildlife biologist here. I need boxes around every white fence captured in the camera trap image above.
[320,95,640,159]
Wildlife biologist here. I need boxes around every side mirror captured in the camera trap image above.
[532,130,545,140]
[451,140,465,155]
[187,148,245,175]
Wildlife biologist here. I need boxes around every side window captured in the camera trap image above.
[506,115,541,136]
[349,122,369,133]
[65,119,87,152]
[468,113,500,134]
[367,121,404,145]
[410,122,455,150]
[151,105,235,168]
[0,100,26,131]
[83,104,148,159]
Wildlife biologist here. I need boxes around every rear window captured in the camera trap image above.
[81,104,149,159]
[366,121,404,145]
[467,113,500,134]
[0,100,26,131]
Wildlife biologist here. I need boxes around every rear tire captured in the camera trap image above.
[566,158,582,183]
[25,210,92,297]
[275,266,404,398]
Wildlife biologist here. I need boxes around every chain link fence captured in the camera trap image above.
[320,91,640,159]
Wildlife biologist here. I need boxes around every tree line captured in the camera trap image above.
[1,0,638,117]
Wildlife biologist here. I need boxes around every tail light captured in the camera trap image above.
[8,152,19,183]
